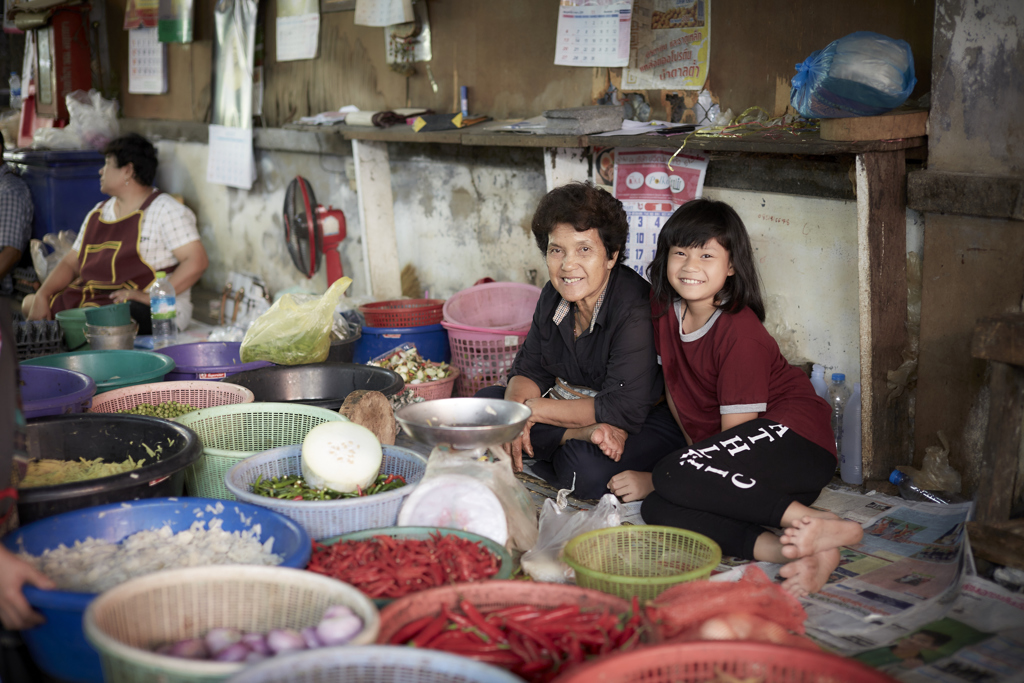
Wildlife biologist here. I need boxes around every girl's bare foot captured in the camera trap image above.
[780,516,864,559]
[608,470,653,502]
[779,547,840,597]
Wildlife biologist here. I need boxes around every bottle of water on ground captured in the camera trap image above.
[828,373,850,464]
[810,364,829,401]
[889,470,955,505]
[840,383,862,484]
[149,271,177,349]
[8,72,20,109]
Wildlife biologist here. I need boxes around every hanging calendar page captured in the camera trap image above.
[623,0,710,90]
[614,148,708,279]
[554,1,632,67]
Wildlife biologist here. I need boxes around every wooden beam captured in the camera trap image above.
[351,140,402,300]
[973,361,1024,523]
[856,151,911,480]
[820,110,928,142]
[972,313,1024,366]
[907,170,1024,221]
[967,521,1024,571]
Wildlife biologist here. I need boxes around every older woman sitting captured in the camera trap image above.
[478,182,683,500]
[24,133,208,332]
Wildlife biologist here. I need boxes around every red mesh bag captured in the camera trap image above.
[644,566,818,650]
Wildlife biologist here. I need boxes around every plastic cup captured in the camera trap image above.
[84,303,131,327]
[54,309,88,351]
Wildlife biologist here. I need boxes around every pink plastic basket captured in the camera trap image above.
[405,367,460,401]
[442,282,541,331]
[442,321,529,397]
[88,380,255,413]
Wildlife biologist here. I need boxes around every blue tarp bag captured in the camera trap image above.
[790,31,917,119]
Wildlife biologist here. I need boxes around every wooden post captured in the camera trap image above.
[351,139,402,299]
[544,148,590,192]
[971,313,1024,523]
[855,151,910,479]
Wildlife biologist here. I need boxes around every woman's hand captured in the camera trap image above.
[110,289,147,305]
[587,423,627,461]
[0,546,56,630]
[607,470,654,503]
[26,294,52,321]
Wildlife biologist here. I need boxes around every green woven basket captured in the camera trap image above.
[175,402,345,500]
[563,525,721,602]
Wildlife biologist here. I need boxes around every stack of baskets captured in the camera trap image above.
[356,298,456,401]
[441,282,541,397]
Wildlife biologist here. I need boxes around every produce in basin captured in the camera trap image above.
[301,421,383,493]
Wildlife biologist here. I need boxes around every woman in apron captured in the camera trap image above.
[23,133,208,333]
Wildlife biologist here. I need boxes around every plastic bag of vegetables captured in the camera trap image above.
[241,277,352,365]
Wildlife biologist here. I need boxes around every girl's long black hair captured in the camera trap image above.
[647,198,766,322]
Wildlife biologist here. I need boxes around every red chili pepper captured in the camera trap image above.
[411,614,448,647]
[504,618,557,653]
[388,615,435,644]
[459,600,507,644]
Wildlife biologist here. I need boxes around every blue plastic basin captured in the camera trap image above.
[2,497,311,683]
[19,365,96,419]
[353,323,451,364]
[159,341,273,381]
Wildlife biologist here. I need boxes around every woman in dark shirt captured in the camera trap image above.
[478,183,683,499]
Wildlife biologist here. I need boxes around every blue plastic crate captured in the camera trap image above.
[3,149,106,244]
[353,323,451,364]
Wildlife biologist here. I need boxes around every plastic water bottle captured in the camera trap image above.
[9,72,20,109]
[840,383,862,484]
[889,470,953,505]
[810,364,829,401]
[828,373,851,461]
[149,271,177,349]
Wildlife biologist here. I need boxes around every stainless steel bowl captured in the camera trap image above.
[84,322,138,350]
[395,398,531,449]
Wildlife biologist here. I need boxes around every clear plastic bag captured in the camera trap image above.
[790,31,916,119]
[240,277,352,365]
[898,431,962,493]
[521,492,622,583]
[400,445,538,553]
[67,90,120,151]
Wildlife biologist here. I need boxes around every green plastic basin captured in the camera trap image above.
[83,303,131,327]
[54,309,88,351]
[22,350,176,393]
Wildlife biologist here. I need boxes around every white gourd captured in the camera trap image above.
[300,422,383,493]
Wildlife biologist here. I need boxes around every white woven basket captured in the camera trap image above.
[83,565,380,683]
[88,380,255,413]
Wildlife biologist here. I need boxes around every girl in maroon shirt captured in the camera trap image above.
[608,198,863,596]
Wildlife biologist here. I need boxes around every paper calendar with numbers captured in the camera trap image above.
[554,1,632,67]
[614,148,709,279]
[128,28,167,95]
[206,124,256,191]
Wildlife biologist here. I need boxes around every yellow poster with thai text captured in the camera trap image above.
[622,0,709,91]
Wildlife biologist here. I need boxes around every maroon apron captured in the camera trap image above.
[51,191,171,313]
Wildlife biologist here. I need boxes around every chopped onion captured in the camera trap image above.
[316,614,362,646]
[213,642,251,662]
[267,628,306,655]
[204,627,242,655]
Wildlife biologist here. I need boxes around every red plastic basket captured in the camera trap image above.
[442,321,529,397]
[405,367,460,401]
[360,299,445,328]
[550,641,898,683]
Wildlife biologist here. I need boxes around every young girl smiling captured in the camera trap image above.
[608,198,863,596]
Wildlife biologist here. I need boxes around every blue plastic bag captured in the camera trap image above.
[790,31,917,119]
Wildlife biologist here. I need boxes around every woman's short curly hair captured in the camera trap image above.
[530,182,628,264]
[103,133,158,187]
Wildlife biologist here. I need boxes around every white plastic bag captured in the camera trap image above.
[67,90,120,151]
[521,492,622,583]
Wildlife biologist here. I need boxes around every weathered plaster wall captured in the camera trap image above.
[929,0,1023,174]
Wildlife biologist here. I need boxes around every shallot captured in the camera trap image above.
[205,627,242,655]
[267,628,306,655]
[214,643,251,662]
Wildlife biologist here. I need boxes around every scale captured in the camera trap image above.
[394,398,533,547]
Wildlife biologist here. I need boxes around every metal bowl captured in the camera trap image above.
[395,398,531,449]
